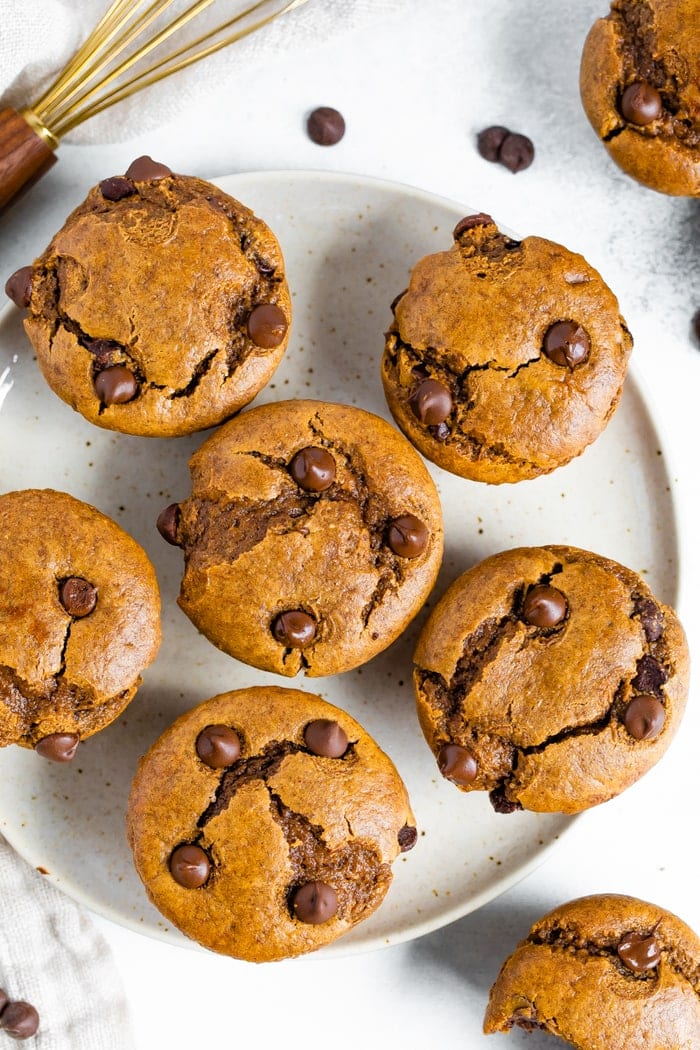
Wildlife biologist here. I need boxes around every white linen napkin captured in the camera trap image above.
[0,0,403,143]
[0,836,135,1049]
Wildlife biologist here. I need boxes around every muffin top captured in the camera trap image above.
[20,157,291,436]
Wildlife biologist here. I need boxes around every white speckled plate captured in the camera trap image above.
[0,171,680,956]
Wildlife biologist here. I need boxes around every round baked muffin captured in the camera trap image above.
[127,686,416,962]
[484,894,700,1047]
[11,156,291,437]
[158,399,443,677]
[580,0,700,196]
[413,544,689,813]
[382,213,633,484]
[0,489,161,761]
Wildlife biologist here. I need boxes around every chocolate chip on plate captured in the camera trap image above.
[620,81,663,125]
[521,584,568,627]
[272,610,317,648]
[307,107,346,146]
[498,132,535,173]
[477,126,510,162]
[196,725,242,768]
[289,446,336,491]
[35,733,80,763]
[293,880,338,923]
[169,844,211,888]
[398,824,418,852]
[58,576,98,618]
[304,719,348,758]
[0,1000,40,1040]
[247,303,288,348]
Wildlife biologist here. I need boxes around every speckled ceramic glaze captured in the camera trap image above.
[0,172,680,956]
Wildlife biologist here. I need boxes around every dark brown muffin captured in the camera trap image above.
[413,544,689,813]
[484,894,700,1047]
[13,156,291,437]
[127,686,416,962]
[580,0,700,196]
[0,489,161,761]
[161,399,443,677]
[382,215,633,483]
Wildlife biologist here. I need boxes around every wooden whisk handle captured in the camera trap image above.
[0,107,58,212]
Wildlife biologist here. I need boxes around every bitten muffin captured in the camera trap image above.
[413,544,689,813]
[158,399,443,677]
[0,489,161,761]
[484,894,700,1048]
[127,686,416,962]
[580,0,700,196]
[382,213,633,483]
[9,156,291,437]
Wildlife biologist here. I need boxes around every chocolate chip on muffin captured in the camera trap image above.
[484,894,700,1047]
[382,216,633,483]
[161,399,443,677]
[127,686,415,961]
[413,545,689,813]
[580,0,700,196]
[20,161,292,436]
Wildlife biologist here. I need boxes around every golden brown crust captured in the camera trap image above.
[484,894,700,1047]
[23,172,291,436]
[126,686,415,962]
[173,399,443,677]
[0,489,161,748]
[382,220,632,483]
[413,545,689,813]
[579,0,700,196]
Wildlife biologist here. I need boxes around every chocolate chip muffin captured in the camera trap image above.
[382,214,633,483]
[127,686,416,962]
[580,0,700,196]
[484,894,700,1047]
[12,156,291,437]
[0,489,161,761]
[159,399,443,677]
[413,544,689,813]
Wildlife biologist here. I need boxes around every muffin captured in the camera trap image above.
[413,544,689,813]
[158,399,443,677]
[0,489,161,761]
[127,686,416,962]
[7,156,291,437]
[382,213,633,483]
[580,0,700,196]
[484,894,700,1047]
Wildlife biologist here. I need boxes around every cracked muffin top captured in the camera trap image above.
[159,398,444,677]
[413,544,689,814]
[381,213,633,484]
[14,156,291,437]
[580,0,700,196]
[484,893,700,1048]
[0,489,161,762]
[127,686,416,961]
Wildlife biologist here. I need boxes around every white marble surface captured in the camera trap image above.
[1,1,699,1047]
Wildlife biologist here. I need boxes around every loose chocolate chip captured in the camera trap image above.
[498,132,535,173]
[196,724,242,768]
[156,503,181,546]
[289,446,336,491]
[631,655,667,694]
[35,733,79,762]
[304,719,348,758]
[247,303,288,349]
[4,266,33,309]
[398,824,418,852]
[624,695,666,740]
[99,176,135,200]
[293,881,338,924]
[437,743,478,786]
[169,844,211,888]
[693,309,700,344]
[307,107,346,146]
[477,125,510,162]
[409,378,453,425]
[617,930,661,972]
[124,155,172,180]
[94,365,139,405]
[0,1001,40,1040]
[0,989,8,1013]
[387,514,429,558]
[620,81,662,125]
[272,610,317,648]
[522,584,568,628]
[58,576,97,618]
[453,213,495,239]
[543,320,591,368]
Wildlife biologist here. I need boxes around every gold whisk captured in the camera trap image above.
[0,0,311,210]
